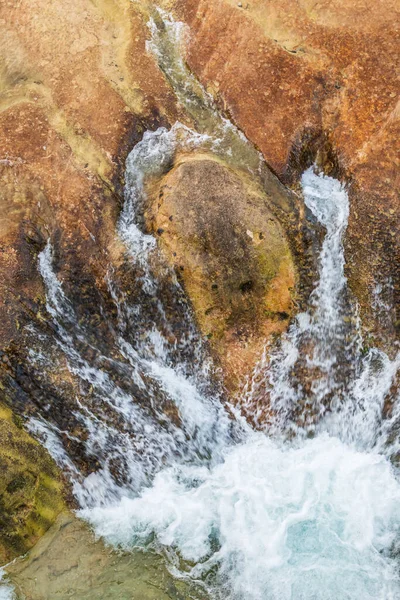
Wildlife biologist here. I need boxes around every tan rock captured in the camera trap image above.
[146,153,297,392]
[6,512,206,600]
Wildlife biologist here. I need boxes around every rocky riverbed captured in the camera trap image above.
[0,0,398,597]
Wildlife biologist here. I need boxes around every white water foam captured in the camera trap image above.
[83,434,400,600]
[120,123,212,264]
[0,571,15,600]
[76,170,400,599]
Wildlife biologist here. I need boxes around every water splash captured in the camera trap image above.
[243,169,361,434]
[119,123,212,264]
[75,169,400,600]
[244,169,399,451]
[31,158,400,599]
[34,236,235,509]
[83,434,400,600]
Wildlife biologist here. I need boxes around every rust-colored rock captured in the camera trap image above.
[171,0,399,345]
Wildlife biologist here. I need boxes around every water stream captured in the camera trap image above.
[78,168,400,600]
[2,8,400,600]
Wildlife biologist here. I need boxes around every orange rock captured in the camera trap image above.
[172,0,399,346]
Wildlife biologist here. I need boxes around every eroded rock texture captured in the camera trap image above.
[0,0,398,559]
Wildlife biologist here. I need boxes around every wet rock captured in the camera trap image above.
[0,401,64,563]
[6,513,207,600]
[146,154,297,392]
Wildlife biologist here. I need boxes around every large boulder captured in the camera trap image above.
[146,154,297,392]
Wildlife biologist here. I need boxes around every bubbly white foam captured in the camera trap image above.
[0,571,15,600]
[120,123,212,265]
[81,434,400,600]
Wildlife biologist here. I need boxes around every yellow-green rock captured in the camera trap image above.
[0,402,65,564]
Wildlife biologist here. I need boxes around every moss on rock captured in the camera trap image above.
[0,401,65,564]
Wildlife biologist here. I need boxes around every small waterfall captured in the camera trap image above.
[27,120,245,510]
[244,169,400,455]
[31,234,236,508]
[72,166,400,600]
[27,145,400,600]
[5,8,399,600]
[243,168,360,434]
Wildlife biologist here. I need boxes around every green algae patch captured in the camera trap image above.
[0,402,65,564]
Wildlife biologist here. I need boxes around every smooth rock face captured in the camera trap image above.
[6,513,206,600]
[147,155,296,391]
[171,0,399,345]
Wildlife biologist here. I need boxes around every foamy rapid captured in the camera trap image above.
[82,435,400,600]
[76,170,400,600]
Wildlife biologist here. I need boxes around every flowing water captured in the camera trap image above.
[77,168,400,600]
[3,8,400,600]
[0,571,14,600]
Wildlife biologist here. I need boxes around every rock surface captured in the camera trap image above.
[0,0,183,557]
[0,401,64,564]
[6,513,206,600]
[147,154,296,391]
[170,0,400,346]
